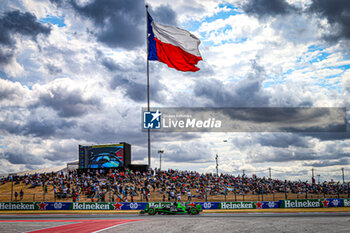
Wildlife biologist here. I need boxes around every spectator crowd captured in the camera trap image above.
[1,168,349,202]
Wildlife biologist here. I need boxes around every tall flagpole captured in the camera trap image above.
[146,5,151,169]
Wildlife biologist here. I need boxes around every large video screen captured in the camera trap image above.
[79,143,131,169]
[88,145,124,168]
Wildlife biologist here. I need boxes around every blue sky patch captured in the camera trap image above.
[307,44,325,52]
[207,3,242,23]
[309,52,331,64]
[0,136,4,149]
[332,64,350,70]
[182,2,241,32]
[263,79,286,88]
[40,15,66,27]
[0,70,8,79]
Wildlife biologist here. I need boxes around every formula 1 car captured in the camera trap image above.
[140,202,202,215]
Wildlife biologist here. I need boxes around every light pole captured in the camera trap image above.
[10,174,14,202]
[158,150,164,171]
[218,139,228,177]
[215,154,218,177]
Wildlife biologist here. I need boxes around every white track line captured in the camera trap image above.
[92,221,139,233]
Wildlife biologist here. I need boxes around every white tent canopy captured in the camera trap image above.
[4,160,79,177]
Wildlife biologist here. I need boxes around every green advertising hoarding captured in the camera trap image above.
[281,199,324,208]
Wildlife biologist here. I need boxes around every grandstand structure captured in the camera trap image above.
[0,164,349,203]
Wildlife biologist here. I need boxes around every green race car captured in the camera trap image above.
[140,202,202,215]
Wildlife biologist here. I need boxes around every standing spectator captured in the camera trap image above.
[177,192,181,202]
[145,190,149,202]
[14,191,18,202]
[53,187,57,199]
[170,190,174,200]
[187,190,192,201]
[101,192,106,202]
[75,191,79,202]
[20,189,24,200]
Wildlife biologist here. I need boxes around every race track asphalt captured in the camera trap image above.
[0,212,350,233]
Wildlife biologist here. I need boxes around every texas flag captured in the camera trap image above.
[147,12,202,72]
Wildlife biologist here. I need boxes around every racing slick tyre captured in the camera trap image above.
[189,207,198,215]
[148,207,156,215]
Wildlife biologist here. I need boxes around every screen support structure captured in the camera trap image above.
[146,5,151,169]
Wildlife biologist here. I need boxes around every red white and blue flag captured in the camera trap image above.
[147,12,202,72]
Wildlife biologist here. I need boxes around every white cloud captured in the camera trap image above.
[0,79,31,106]
[0,0,349,180]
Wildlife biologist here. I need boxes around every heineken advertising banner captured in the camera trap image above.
[0,202,147,211]
[147,202,220,209]
[219,201,280,209]
[343,198,350,207]
[0,202,37,210]
[325,198,343,207]
[280,199,344,208]
[45,202,72,210]
[70,202,147,210]
[0,199,348,210]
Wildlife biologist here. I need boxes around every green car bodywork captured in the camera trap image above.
[140,202,202,215]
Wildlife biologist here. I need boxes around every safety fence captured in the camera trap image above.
[1,198,350,211]
[1,192,349,203]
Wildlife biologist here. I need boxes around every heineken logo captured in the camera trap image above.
[37,202,48,210]
[112,203,123,210]
[72,203,110,210]
[322,199,329,208]
[220,202,254,209]
[284,200,321,208]
[332,199,339,207]
[54,202,63,209]
[0,202,35,210]
[267,201,276,208]
[344,199,350,207]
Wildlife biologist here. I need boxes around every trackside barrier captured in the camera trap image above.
[280,198,343,208]
[0,199,349,210]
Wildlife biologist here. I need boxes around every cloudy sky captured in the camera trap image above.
[0,0,349,182]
